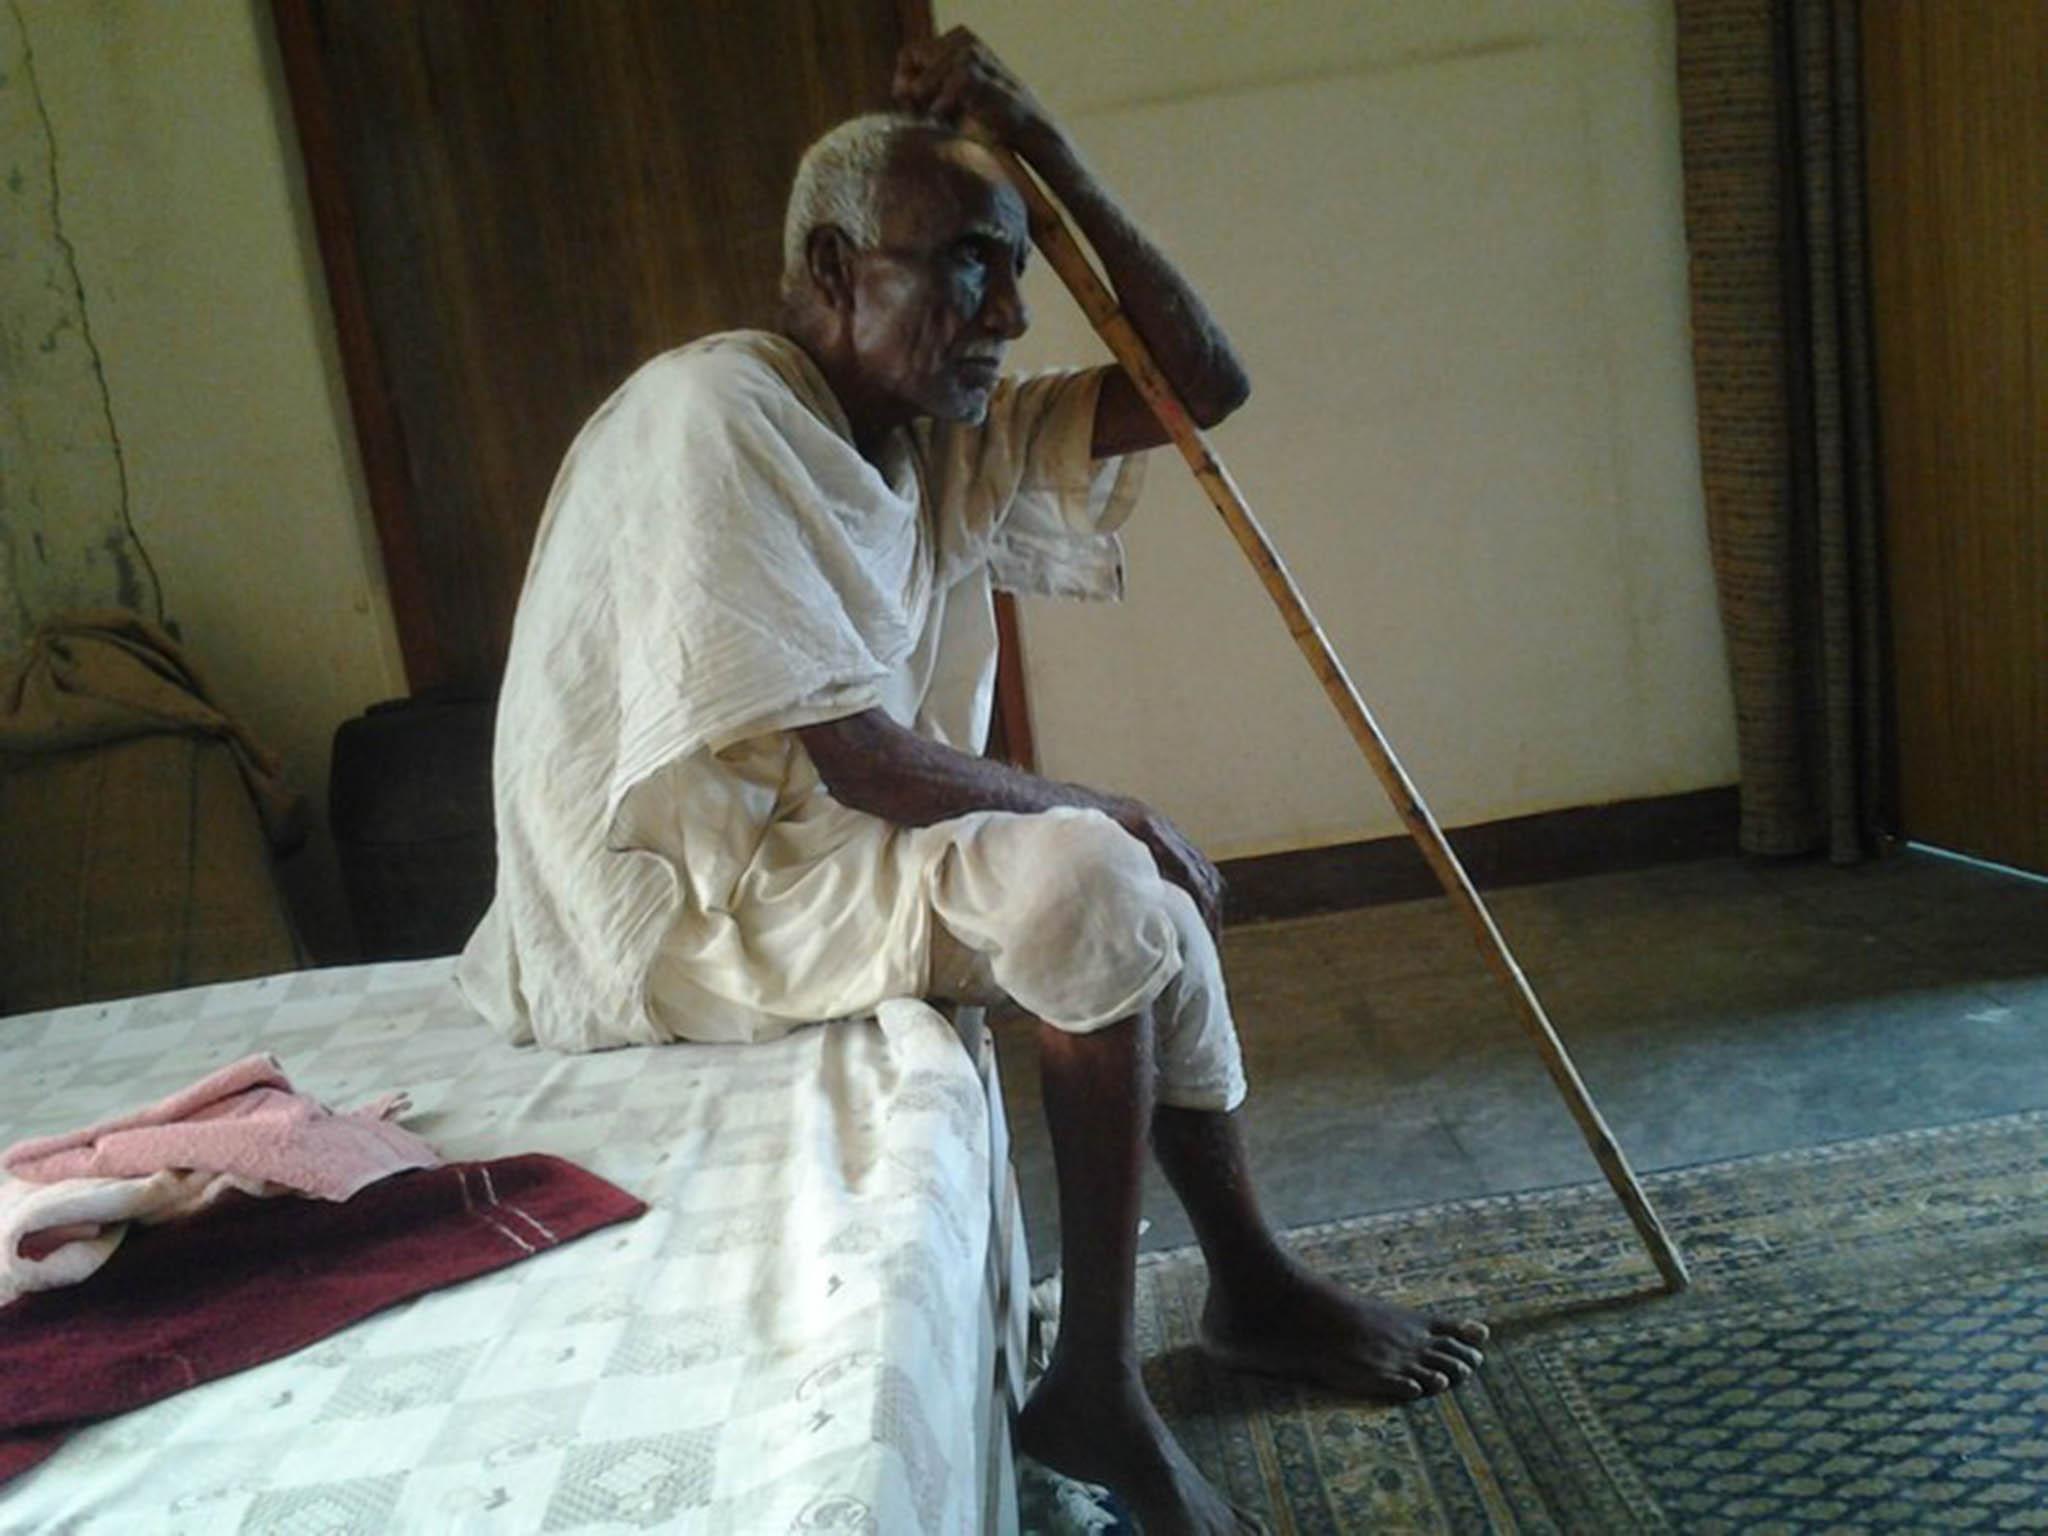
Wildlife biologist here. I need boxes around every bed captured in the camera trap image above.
[0,959,1031,1534]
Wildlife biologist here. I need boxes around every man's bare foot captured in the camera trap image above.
[1201,1257,1488,1402]
[1018,1365,1262,1534]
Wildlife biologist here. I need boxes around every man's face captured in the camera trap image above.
[844,137,1032,424]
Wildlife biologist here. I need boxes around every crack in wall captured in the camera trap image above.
[4,0,166,634]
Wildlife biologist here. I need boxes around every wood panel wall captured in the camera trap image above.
[275,1,922,694]
[1862,0,2047,873]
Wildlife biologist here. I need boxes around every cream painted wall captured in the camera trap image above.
[4,0,406,955]
[942,0,1736,856]
[2,0,1731,969]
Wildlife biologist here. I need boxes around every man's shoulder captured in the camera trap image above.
[621,330,821,413]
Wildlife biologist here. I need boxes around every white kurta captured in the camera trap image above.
[459,331,1145,1053]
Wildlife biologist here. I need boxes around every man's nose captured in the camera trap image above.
[984,265,1030,340]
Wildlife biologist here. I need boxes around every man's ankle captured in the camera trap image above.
[1039,1338,1145,1388]
[1202,1241,1302,1310]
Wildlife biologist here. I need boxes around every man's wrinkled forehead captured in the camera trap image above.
[875,133,1028,248]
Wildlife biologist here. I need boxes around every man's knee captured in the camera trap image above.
[1036,1006,1150,1078]
[937,807,1184,1033]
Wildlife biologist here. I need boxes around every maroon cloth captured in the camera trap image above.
[0,1154,644,1485]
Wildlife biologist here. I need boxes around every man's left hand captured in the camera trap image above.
[1105,796,1227,941]
[892,27,1052,150]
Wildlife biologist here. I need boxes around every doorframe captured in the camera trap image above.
[272,0,448,690]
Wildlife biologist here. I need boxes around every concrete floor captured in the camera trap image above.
[991,846,2048,1271]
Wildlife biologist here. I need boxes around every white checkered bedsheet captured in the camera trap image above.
[0,960,1030,1534]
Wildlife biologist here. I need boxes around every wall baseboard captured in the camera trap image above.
[1218,786,1740,926]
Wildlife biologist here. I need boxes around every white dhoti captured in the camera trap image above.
[460,329,1245,1111]
[922,810,1246,1112]
[649,803,1247,1112]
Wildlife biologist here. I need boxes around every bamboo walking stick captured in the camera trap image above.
[989,143,1691,1294]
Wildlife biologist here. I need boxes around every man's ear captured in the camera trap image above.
[805,226,858,313]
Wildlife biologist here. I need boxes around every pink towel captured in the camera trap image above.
[1,1170,271,1303]
[3,1054,438,1201]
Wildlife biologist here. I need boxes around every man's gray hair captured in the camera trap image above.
[780,112,944,307]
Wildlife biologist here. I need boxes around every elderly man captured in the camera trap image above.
[460,28,1485,1535]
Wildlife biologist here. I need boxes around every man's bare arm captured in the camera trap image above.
[799,709,1223,934]
[1017,129,1250,456]
[893,29,1250,456]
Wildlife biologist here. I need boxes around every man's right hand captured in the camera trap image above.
[1106,796,1225,939]
[892,26,1054,157]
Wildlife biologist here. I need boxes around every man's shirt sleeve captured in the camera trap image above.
[925,365,1148,602]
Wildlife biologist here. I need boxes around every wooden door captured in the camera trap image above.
[1862,0,2047,874]
[274,1,929,691]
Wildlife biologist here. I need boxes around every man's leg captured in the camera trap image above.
[1151,1104,1487,1400]
[929,809,1480,1517]
[1142,882,1487,1397]
[1015,1007,1255,1536]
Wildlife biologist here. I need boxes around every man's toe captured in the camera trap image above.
[1431,1337,1486,1373]
[1421,1345,1474,1383]
[1378,1370,1426,1401]
[1433,1316,1490,1346]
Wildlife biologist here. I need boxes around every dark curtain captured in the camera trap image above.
[1674,0,1888,863]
